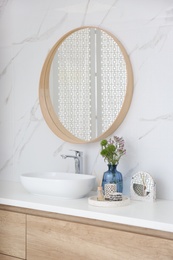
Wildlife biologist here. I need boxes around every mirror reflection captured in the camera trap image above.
[39,26,133,143]
[49,27,127,141]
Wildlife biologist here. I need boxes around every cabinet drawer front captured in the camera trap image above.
[0,254,24,260]
[0,210,26,259]
[27,215,173,260]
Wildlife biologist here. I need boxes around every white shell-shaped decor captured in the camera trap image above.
[130,171,156,202]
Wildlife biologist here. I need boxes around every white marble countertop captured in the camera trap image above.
[0,181,173,233]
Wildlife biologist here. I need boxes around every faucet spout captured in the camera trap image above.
[61,150,83,174]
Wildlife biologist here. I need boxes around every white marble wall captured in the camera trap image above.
[0,0,173,200]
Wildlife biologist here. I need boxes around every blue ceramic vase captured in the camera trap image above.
[102,164,123,193]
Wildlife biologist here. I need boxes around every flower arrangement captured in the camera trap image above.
[100,136,126,165]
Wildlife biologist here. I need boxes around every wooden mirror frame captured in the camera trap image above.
[39,26,133,144]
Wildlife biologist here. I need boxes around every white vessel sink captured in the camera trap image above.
[20,172,96,199]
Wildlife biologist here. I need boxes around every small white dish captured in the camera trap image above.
[88,195,130,207]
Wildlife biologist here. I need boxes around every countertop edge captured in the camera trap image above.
[0,181,173,233]
[1,196,173,233]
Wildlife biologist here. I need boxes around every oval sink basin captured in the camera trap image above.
[20,172,96,199]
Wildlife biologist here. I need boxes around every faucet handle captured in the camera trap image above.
[70,149,83,157]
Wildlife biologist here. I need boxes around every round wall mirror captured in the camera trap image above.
[39,26,133,143]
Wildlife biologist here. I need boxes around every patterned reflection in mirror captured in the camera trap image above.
[39,26,133,143]
[130,172,156,202]
[49,28,127,141]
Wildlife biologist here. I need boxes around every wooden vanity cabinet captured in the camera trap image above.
[0,205,173,260]
[0,209,26,260]
[27,214,173,260]
[0,255,22,260]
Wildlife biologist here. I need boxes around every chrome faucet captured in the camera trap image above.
[61,150,83,174]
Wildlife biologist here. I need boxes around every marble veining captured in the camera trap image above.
[0,0,173,200]
[141,113,173,122]
[98,0,119,26]
[81,0,90,26]
[0,47,24,79]
[53,143,65,157]
[13,13,68,45]
[138,126,157,140]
